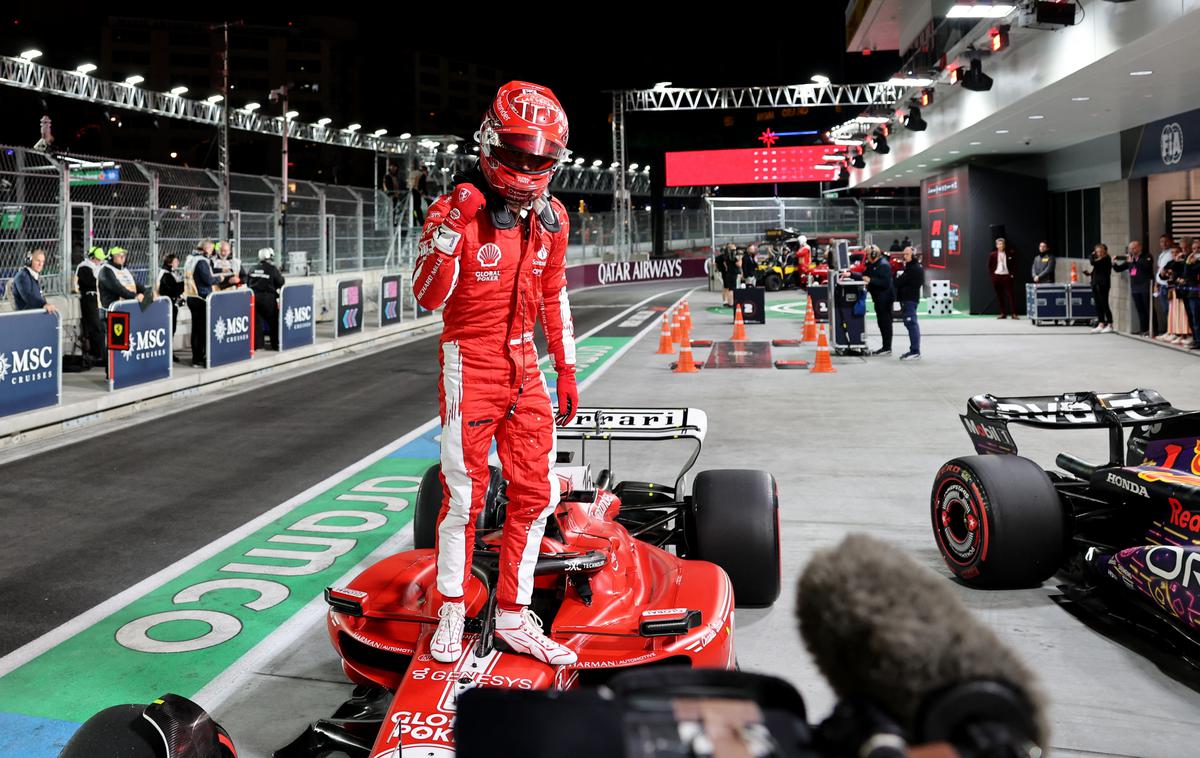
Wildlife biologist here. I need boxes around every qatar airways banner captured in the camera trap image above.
[565,258,707,290]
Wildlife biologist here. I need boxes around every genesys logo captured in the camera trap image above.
[0,346,54,386]
[214,316,250,344]
[121,328,168,362]
[284,305,313,330]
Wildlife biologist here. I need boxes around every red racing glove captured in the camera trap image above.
[432,183,487,255]
[555,372,578,427]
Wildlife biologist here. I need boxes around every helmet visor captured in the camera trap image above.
[490,129,567,173]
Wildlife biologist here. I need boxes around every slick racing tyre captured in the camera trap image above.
[413,463,506,550]
[762,273,783,292]
[690,469,780,607]
[931,455,1065,589]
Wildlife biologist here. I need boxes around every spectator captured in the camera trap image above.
[98,246,145,309]
[901,235,912,248]
[716,245,738,307]
[1154,234,1175,334]
[212,240,240,290]
[408,163,427,225]
[1184,243,1200,350]
[248,247,286,350]
[741,243,758,287]
[861,246,895,356]
[75,246,106,362]
[1125,240,1154,336]
[889,238,903,253]
[157,253,185,339]
[988,237,1018,319]
[184,239,220,368]
[10,249,58,314]
[894,246,924,360]
[383,161,404,217]
[1163,246,1192,345]
[1031,241,1055,284]
[1083,243,1123,333]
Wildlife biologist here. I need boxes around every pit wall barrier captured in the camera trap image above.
[0,310,60,418]
[279,283,316,351]
[207,289,255,369]
[108,299,172,390]
[564,257,709,290]
[336,279,364,338]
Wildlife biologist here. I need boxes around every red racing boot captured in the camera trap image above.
[494,607,577,665]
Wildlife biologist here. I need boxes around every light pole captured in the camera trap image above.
[269,85,289,258]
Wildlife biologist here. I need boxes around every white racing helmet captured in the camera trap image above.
[258,247,275,261]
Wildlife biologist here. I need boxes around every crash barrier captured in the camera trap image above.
[379,275,403,328]
[734,288,766,324]
[336,279,365,337]
[565,258,708,290]
[0,309,60,417]
[1026,283,1097,325]
[108,299,172,391]
[279,283,316,351]
[207,289,254,369]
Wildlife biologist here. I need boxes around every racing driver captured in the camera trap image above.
[412,81,579,666]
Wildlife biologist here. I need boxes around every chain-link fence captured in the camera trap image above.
[705,196,921,251]
[0,144,408,297]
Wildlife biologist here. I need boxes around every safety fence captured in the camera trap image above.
[705,196,920,250]
[0,145,403,298]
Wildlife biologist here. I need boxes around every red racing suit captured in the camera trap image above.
[412,178,576,610]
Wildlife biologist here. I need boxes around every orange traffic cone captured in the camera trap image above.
[673,331,700,373]
[655,313,675,354]
[1070,262,1078,283]
[682,300,693,333]
[810,324,836,373]
[731,304,748,341]
[801,296,818,344]
[670,308,682,344]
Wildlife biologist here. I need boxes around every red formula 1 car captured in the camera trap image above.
[275,406,781,757]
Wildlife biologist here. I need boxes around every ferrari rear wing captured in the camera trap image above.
[556,408,707,496]
[557,407,707,443]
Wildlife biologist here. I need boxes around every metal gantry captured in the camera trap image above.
[621,82,904,112]
[611,91,633,259]
[0,56,460,156]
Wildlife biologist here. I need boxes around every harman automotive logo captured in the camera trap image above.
[121,328,168,362]
[0,346,54,386]
[214,315,250,344]
[597,259,684,285]
[1106,472,1149,498]
[285,305,313,331]
[1161,122,1184,166]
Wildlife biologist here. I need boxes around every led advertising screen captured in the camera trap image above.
[665,146,846,187]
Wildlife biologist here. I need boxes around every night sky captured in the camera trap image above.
[1,9,902,198]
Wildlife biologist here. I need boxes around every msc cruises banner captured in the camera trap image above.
[565,257,707,291]
[0,310,60,417]
[279,283,315,351]
[207,289,253,368]
[108,299,171,391]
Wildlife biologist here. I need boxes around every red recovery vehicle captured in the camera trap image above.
[281,406,781,757]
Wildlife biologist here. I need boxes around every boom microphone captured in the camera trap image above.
[797,534,1046,754]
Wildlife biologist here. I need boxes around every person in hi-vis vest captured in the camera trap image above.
[184,239,224,367]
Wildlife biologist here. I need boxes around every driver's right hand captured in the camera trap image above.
[433,183,487,256]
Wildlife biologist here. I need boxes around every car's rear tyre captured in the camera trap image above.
[414,463,506,550]
[762,273,783,292]
[690,469,780,607]
[930,455,1065,589]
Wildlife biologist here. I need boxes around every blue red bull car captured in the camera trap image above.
[930,389,1200,677]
